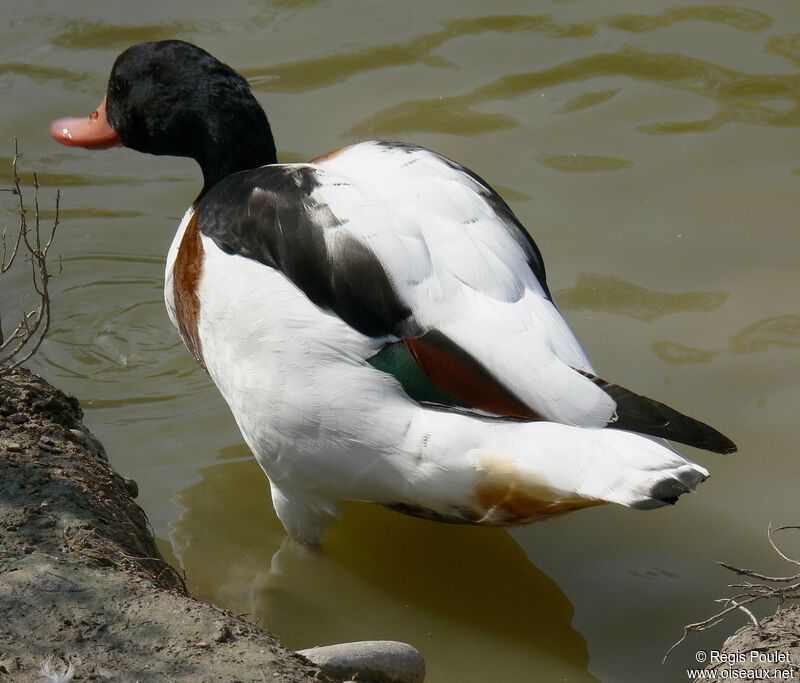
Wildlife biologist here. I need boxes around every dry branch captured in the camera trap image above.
[664,523,800,662]
[0,139,61,372]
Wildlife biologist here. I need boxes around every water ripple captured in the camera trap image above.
[50,20,205,50]
[654,315,800,365]
[247,8,772,94]
[604,5,771,33]
[0,156,190,187]
[555,274,729,321]
[765,33,800,66]
[559,88,621,114]
[0,62,91,89]
[245,14,596,93]
[538,154,633,173]
[349,47,800,137]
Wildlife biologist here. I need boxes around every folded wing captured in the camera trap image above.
[196,141,735,453]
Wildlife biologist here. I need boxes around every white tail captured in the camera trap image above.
[466,421,709,523]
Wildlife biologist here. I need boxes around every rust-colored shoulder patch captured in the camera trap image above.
[310,145,352,164]
[474,454,604,524]
[173,211,205,369]
[405,332,542,420]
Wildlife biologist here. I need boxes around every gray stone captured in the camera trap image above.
[298,640,425,683]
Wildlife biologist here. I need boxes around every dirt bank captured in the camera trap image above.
[691,605,800,682]
[0,367,336,682]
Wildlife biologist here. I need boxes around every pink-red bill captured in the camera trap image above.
[49,96,120,149]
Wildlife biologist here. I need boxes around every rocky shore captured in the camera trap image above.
[0,367,332,681]
[0,368,423,683]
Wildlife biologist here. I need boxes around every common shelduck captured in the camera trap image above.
[50,41,735,544]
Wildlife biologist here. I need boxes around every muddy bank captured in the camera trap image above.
[0,367,335,682]
[691,605,800,682]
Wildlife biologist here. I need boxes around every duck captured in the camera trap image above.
[50,40,735,545]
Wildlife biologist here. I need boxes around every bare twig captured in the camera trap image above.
[0,139,61,372]
[664,524,800,662]
[768,524,800,568]
[718,561,800,584]
[663,595,762,663]
[726,597,762,632]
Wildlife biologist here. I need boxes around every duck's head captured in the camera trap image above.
[50,40,278,194]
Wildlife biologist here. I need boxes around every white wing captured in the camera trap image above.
[312,141,616,427]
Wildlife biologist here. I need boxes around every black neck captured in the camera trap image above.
[198,122,278,198]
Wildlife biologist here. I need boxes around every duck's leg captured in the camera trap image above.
[269,482,341,546]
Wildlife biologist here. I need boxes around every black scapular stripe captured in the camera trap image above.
[195,164,413,338]
[196,144,553,340]
[577,370,737,454]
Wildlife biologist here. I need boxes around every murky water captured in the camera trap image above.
[3,1,800,680]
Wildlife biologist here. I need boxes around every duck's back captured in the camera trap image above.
[190,140,616,428]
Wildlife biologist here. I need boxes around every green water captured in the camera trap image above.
[2,1,800,680]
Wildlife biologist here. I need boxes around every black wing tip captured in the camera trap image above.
[578,370,738,455]
[705,433,738,455]
[657,418,737,455]
[612,408,738,455]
